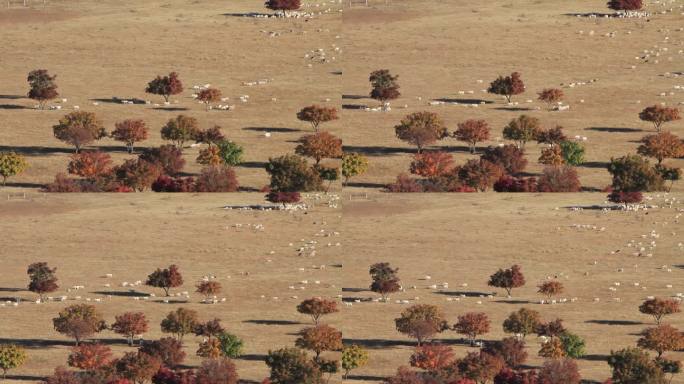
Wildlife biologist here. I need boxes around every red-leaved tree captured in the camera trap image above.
[454,119,490,154]
[112,312,149,346]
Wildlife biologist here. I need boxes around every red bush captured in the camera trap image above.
[481,145,527,175]
[608,0,643,11]
[537,166,581,192]
[608,190,643,204]
[152,175,196,192]
[267,191,301,204]
[494,176,538,192]
[195,166,239,192]
[410,151,454,178]
[386,173,424,192]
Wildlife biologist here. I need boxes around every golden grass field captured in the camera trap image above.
[2,0,684,383]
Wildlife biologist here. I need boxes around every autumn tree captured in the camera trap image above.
[341,345,369,379]
[538,88,564,110]
[395,304,448,345]
[536,319,566,340]
[639,298,681,325]
[265,347,322,384]
[265,0,302,16]
[112,312,149,346]
[67,343,112,370]
[295,132,343,165]
[409,344,454,372]
[537,281,564,299]
[483,337,527,368]
[139,337,185,368]
[503,115,541,151]
[494,368,538,384]
[196,281,222,300]
[197,146,222,166]
[296,105,339,131]
[195,357,239,384]
[481,144,528,175]
[196,88,222,111]
[296,298,338,325]
[503,308,541,339]
[112,119,149,153]
[539,146,564,166]
[639,105,680,132]
[538,358,581,384]
[197,338,222,359]
[27,69,58,109]
[195,165,239,192]
[458,159,505,192]
[295,324,343,361]
[369,69,401,104]
[67,151,112,178]
[53,111,107,153]
[454,119,490,154]
[0,344,27,380]
[0,152,28,186]
[410,151,454,179]
[146,72,183,103]
[608,0,643,11]
[454,312,491,345]
[114,351,162,384]
[608,155,664,192]
[114,159,161,192]
[637,132,684,164]
[341,153,369,185]
[488,72,525,103]
[53,304,107,345]
[457,351,505,384]
[395,112,448,152]
[195,125,225,147]
[608,347,665,384]
[161,115,200,149]
[146,265,183,296]
[193,319,225,343]
[266,154,322,192]
[27,262,58,301]
[369,262,401,301]
[161,308,199,343]
[538,338,566,359]
[537,165,581,192]
[488,265,525,297]
[536,126,567,145]
[637,324,684,358]
[140,145,185,176]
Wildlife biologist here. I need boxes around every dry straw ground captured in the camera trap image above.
[1,0,684,383]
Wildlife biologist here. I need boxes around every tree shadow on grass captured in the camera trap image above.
[342,145,416,156]
[342,338,416,349]
[345,375,387,381]
[152,107,189,111]
[221,12,272,17]
[0,338,73,349]
[434,98,493,105]
[243,319,301,326]
[0,94,24,100]
[345,182,387,189]
[579,161,609,169]
[585,127,644,133]
[92,290,150,298]
[579,354,609,362]
[242,127,302,133]
[235,354,267,362]
[434,290,495,297]
[496,299,532,304]
[236,161,267,169]
[6,374,46,381]
[0,145,72,156]
[585,319,643,325]
[342,104,367,110]
[342,94,367,100]
[493,107,534,111]
[2,182,44,189]
[0,104,28,110]
[0,288,24,292]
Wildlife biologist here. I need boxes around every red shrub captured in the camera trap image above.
[67,151,112,178]
[608,190,643,204]
[151,175,196,192]
[140,145,185,176]
[481,145,527,175]
[195,166,239,192]
[537,166,581,192]
[409,344,455,372]
[386,173,424,192]
[267,191,301,203]
[608,0,643,11]
[410,151,454,178]
[494,176,538,192]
